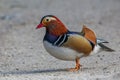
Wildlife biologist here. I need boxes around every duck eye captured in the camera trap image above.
[46,18,49,22]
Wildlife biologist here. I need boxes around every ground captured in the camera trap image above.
[0,0,120,80]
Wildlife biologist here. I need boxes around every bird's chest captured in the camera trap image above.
[44,33,58,44]
[43,41,84,61]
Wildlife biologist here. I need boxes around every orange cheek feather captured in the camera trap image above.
[48,21,68,36]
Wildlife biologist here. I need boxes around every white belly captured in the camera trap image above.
[43,41,84,61]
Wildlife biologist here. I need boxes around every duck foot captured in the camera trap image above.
[68,58,82,71]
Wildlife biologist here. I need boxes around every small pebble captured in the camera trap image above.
[102,55,105,57]
[103,67,107,70]
[96,61,98,63]
[98,21,102,25]
[96,78,100,80]
[0,15,14,20]
[22,62,25,64]
[97,55,100,57]
[16,68,19,71]
[100,58,103,60]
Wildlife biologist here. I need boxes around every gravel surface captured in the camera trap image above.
[0,0,120,80]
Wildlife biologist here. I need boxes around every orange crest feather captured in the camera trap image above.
[82,25,96,45]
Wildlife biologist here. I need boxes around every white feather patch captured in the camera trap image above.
[43,41,84,61]
[90,45,101,55]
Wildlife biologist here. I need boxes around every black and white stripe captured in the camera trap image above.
[53,34,68,46]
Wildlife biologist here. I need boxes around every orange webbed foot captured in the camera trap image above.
[68,58,82,72]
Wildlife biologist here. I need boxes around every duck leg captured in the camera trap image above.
[69,58,81,71]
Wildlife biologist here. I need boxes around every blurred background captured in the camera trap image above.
[0,0,120,79]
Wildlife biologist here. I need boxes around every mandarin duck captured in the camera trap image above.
[36,15,114,71]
